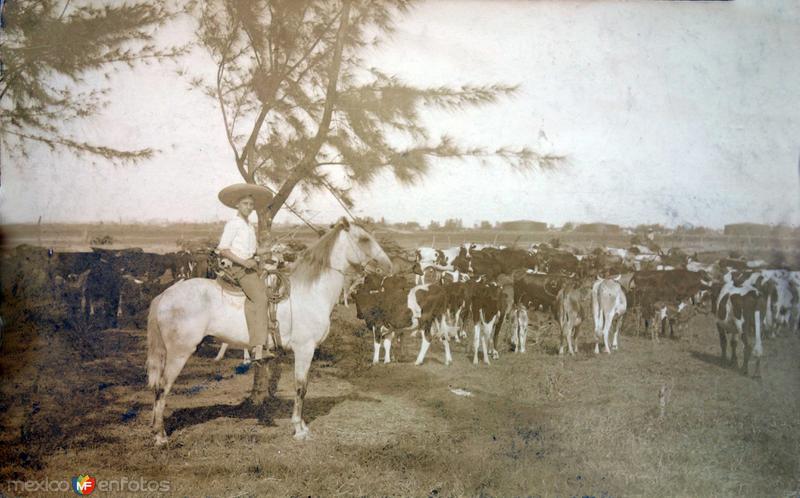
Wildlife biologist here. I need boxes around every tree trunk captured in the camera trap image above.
[256,208,274,249]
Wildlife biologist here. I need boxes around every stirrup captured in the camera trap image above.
[253,345,276,361]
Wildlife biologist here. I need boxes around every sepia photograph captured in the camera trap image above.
[1,0,799,496]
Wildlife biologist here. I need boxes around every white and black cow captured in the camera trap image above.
[716,271,769,377]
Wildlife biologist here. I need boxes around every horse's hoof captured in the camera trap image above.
[414,361,423,366]
[154,434,168,447]
[293,429,310,441]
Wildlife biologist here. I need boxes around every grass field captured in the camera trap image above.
[1,302,799,497]
[1,224,799,497]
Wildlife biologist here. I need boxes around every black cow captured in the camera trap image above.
[537,248,579,276]
[628,269,710,341]
[354,274,415,364]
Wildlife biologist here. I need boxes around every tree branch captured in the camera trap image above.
[320,177,357,221]
[268,0,352,219]
[215,31,242,169]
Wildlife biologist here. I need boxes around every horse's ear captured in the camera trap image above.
[339,217,350,231]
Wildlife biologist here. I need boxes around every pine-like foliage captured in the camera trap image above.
[0,0,184,162]
[193,0,564,236]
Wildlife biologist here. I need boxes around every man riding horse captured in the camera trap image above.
[216,183,274,361]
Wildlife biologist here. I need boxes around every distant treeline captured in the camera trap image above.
[4,220,800,237]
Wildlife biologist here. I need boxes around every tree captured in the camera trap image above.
[393,220,420,231]
[0,0,183,168]
[192,0,563,244]
[443,218,463,231]
[479,220,492,230]
[428,220,441,231]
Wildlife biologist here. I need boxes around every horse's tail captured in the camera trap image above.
[146,294,167,391]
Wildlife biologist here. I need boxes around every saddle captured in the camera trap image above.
[215,267,290,301]
[216,259,291,353]
[216,273,245,295]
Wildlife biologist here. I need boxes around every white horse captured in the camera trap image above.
[146,218,392,445]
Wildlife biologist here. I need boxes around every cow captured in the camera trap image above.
[660,247,690,268]
[556,280,593,355]
[539,250,580,276]
[513,272,568,317]
[52,251,101,280]
[354,274,415,364]
[415,247,448,284]
[468,281,506,365]
[718,257,749,271]
[790,271,800,334]
[467,249,505,280]
[389,254,423,278]
[81,247,175,329]
[628,269,710,341]
[591,278,627,354]
[716,271,768,377]
[411,280,472,366]
[759,269,799,337]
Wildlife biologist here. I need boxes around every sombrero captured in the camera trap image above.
[218,183,273,210]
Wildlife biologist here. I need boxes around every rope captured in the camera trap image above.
[264,269,290,303]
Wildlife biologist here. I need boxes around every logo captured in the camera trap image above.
[72,474,96,495]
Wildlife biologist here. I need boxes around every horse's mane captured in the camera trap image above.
[292,224,346,285]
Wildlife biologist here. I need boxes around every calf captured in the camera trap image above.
[510,303,529,353]
[557,281,593,355]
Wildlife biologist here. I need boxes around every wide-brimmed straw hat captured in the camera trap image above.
[218,183,273,210]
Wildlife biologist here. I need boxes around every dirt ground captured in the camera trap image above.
[1,300,799,497]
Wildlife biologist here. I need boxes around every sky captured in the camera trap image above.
[1,0,799,228]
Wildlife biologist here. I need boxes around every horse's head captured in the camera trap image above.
[334,217,393,275]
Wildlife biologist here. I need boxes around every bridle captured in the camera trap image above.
[329,228,382,278]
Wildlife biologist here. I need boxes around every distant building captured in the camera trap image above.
[574,222,622,234]
[499,220,548,232]
[724,223,773,236]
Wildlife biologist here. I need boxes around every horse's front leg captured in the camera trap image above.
[292,344,314,440]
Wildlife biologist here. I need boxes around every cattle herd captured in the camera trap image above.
[351,241,800,377]
[0,243,304,331]
[2,239,799,378]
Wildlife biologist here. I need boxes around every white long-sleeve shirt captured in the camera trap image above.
[217,216,257,260]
